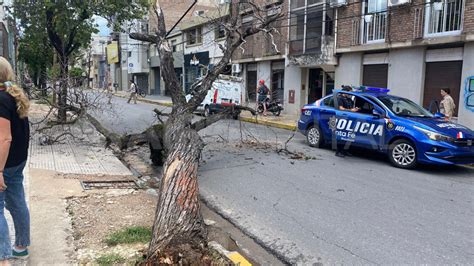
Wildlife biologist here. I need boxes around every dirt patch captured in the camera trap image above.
[68,189,157,264]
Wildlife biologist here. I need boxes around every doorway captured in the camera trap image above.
[247,69,257,102]
[308,68,323,103]
[424,61,462,116]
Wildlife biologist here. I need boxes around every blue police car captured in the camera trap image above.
[298,87,474,169]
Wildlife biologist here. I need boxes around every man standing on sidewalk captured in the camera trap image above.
[127,79,138,104]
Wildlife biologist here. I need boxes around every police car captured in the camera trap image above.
[298,87,474,169]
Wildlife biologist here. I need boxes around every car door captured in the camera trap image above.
[335,94,385,148]
[318,96,337,141]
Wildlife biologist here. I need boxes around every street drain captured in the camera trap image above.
[80,180,139,190]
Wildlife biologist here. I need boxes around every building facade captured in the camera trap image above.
[335,0,474,127]
[284,0,338,115]
[232,0,287,108]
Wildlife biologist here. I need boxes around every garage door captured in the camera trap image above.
[423,61,462,116]
[363,64,388,88]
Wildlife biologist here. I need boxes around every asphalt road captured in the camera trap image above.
[92,94,474,265]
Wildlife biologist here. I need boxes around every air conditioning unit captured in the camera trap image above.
[388,0,411,7]
[329,0,348,7]
[232,64,242,74]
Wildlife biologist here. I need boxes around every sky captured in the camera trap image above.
[94,16,111,36]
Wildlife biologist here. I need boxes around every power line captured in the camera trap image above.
[153,0,451,49]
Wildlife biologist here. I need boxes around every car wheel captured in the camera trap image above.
[389,139,417,169]
[204,105,210,117]
[307,125,323,148]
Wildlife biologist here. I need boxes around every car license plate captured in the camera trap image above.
[468,139,473,146]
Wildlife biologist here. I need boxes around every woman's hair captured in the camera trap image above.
[441,88,451,95]
[0,57,29,118]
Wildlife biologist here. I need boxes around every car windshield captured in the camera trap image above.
[377,95,433,118]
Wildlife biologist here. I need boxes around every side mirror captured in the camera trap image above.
[372,109,384,118]
[434,112,445,118]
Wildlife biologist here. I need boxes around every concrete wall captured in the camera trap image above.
[283,65,303,116]
[257,61,271,87]
[335,52,363,89]
[387,47,425,103]
[459,42,474,129]
[184,24,224,63]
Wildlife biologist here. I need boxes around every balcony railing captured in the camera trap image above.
[425,0,463,36]
[362,12,387,43]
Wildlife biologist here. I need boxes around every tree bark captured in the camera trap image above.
[147,113,206,259]
[57,54,69,122]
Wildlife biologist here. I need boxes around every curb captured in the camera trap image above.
[113,93,173,107]
[114,93,296,131]
[239,116,297,131]
[209,241,253,266]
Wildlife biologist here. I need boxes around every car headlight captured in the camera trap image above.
[414,126,454,142]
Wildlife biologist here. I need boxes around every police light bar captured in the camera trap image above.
[357,86,390,93]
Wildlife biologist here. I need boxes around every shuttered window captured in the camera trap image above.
[423,61,462,116]
[363,64,388,88]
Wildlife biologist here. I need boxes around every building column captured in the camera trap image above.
[459,42,474,128]
[283,65,303,116]
[387,47,426,103]
[335,52,363,89]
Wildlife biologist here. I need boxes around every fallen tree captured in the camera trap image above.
[128,0,283,262]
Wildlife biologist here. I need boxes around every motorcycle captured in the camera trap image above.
[257,96,283,116]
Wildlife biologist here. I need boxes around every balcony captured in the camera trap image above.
[424,0,463,37]
[288,35,336,66]
[351,12,387,45]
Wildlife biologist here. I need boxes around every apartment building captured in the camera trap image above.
[147,0,220,95]
[334,0,474,127]
[231,0,287,106]
[284,0,338,115]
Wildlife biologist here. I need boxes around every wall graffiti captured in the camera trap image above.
[464,75,474,112]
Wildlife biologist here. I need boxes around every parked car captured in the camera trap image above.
[298,87,474,169]
[186,75,243,119]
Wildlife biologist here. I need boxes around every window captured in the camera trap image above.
[186,27,202,45]
[171,40,177,52]
[425,0,464,36]
[362,0,387,43]
[353,96,376,115]
[215,24,226,40]
[323,96,335,108]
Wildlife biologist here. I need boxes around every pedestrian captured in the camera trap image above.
[256,80,270,116]
[0,56,31,263]
[335,86,357,157]
[106,82,113,104]
[440,88,455,121]
[127,79,138,104]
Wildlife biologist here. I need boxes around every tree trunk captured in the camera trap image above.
[58,54,69,122]
[147,112,206,260]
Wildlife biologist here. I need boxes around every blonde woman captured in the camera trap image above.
[0,57,30,263]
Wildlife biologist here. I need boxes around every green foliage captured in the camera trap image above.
[14,0,149,64]
[95,254,126,266]
[105,226,152,246]
[70,67,85,78]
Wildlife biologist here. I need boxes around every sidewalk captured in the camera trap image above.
[113,91,298,131]
[22,107,133,264]
[113,91,173,107]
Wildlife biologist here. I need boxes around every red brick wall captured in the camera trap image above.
[463,0,474,34]
[149,0,218,32]
[337,0,473,49]
[336,0,362,48]
[232,0,288,60]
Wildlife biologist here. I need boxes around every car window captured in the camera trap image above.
[353,95,376,115]
[322,96,335,108]
[377,95,433,118]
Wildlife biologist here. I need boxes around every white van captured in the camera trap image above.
[187,75,243,118]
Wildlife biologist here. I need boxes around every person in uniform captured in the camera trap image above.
[335,86,359,157]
